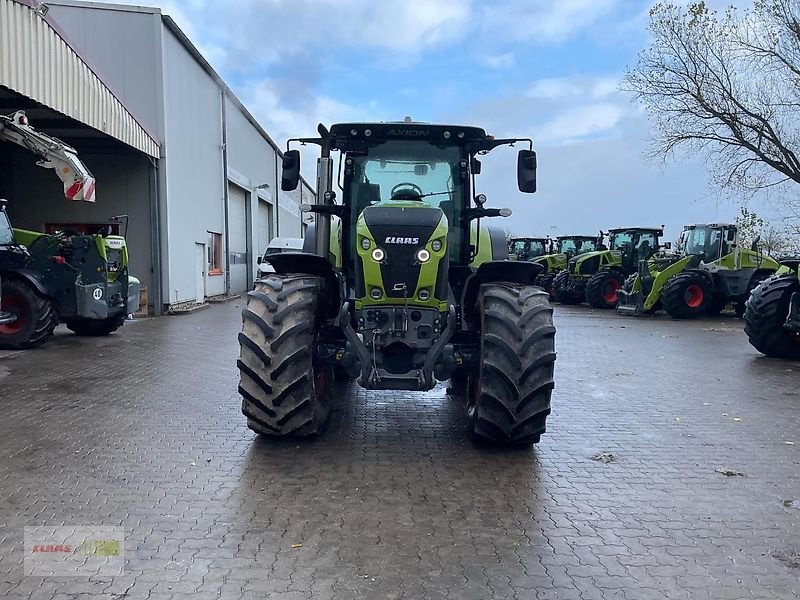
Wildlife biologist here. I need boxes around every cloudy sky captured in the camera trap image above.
[119,0,756,240]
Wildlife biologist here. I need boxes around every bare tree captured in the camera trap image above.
[625,1,800,196]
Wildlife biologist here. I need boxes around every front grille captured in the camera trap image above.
[380,246,421,298]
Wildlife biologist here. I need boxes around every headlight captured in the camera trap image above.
[431,239,443,252]
[418,289,431,301]
[416,249,431,263]
[371,248,385,262]
[361,237,371,250]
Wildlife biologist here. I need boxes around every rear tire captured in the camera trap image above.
[586,270,624,309]
[661,271,712,319]
[744,275,800,359]
[468,284,556,445]
[66,315,125,336]
[0,278,57,349]
[237,275,331,437]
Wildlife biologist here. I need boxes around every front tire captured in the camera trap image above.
[468,284,556,445]
[554,271,583,305]
[0,278,57,349]
[237,275,331,437]
[744,275,800,359]
[661,271,712,319]
[586,270,624,309]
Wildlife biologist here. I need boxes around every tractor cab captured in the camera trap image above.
[509,237,550,261]
[607,227,662,270]
[557,235,597,258]
[679,224,736,264]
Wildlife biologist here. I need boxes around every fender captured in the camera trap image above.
[462,260,543,323]
[265,252,342,318]
[0,268,49,297]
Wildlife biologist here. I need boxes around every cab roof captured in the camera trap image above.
[684,223,736,229]
[557,235,597,240]
[608,227,664,234]
[329,122,489,145]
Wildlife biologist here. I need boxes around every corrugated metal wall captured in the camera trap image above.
[0,0,159,157]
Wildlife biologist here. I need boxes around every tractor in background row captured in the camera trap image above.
[744,259,800,359]
[531,235,599,297]
[237,120,556,446]
[554,227,665,308]
[616,223,781,319]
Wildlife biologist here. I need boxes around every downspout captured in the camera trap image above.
[221,89,231,294]
[148,156,163,316]
[274,151,280,237]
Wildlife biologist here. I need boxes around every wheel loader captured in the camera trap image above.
[553,227,664,308]
[744,259,800,359]
[531,235,599,297]
[0,111,140,348]
[616,223,781,319]
[508,237,551,261]
[237,120,556,445]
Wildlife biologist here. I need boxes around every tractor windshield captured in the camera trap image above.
[511,239,546,260]
[683,226,723,262]
[0,211,13,245]
[343,141,465,260]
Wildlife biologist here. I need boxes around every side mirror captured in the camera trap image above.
[281,150,301,191]
[751,235,761,252]
[471,157,482,175]
[664,241,672,250]
[517,149,537,193]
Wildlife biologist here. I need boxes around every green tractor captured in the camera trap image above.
[617,223,781,319]
[236,120,556,445]
[508,237,552,261]
[554,227,664,308]
[744,259,800,359]
[531,235,600,297]
[0,204,140,348]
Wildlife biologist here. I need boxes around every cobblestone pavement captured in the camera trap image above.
[0,302,799,600]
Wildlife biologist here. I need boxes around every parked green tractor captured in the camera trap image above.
[532,235,599,297]
[508,237,551,261]
[237,120,556,445]
[0,204,140,348]
[617,223,781,319]
[554,227,664,308]
[743,259,800,359]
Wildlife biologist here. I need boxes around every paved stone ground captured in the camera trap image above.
[0,302,799,599]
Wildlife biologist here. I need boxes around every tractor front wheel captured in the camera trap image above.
[661,272,712,319]
[468,284,556,445]
[536,273,555,299]
[0,279,57,349]
[553,271,582,305]
[66,315,126,336]
[237,275,331,437]
[744,275,800,359]
[586,270,625,309]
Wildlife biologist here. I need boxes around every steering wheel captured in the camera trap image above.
[390,182,424,200]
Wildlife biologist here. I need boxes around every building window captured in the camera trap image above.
[209,232,223,275]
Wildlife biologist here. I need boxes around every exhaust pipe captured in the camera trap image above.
[315,124,333,260]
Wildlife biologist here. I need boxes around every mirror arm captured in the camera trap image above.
[300,203,346,219]
[286,137,324,151]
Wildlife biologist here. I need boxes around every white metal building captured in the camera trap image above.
[0,0,313,313]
